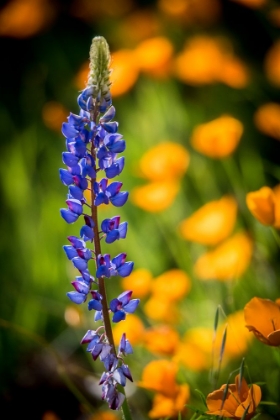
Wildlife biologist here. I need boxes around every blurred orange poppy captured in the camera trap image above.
[264,40,280,87]
[194,232,253,281]
[0,0,54,38]
[254,102,280,140]
[144,325,180,356]
[42,102,69,132]
[216,310,252,359]
[138,359,178,396]
[131,181,179,212]
[138,142,190,181]
[229,0,266,8]
[148,385,190,419]
[110,49,139,96]
[173,328,213,371]
[190,115,243,158]
[246,185,280,228]
[206,374,261,419]
[244,297,280,346]
[179,196,238,245]
[121,268,152,298]
[158,0,221,26]
[174,36,248,88]
[151,269,191,301]
[89,411,119,420]
[144,296,179,323]
[133,36,174,77]
[112,314,145,345]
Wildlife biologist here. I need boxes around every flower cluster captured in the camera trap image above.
[59,36,139,410]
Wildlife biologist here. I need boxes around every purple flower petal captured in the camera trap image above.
[59,169,73,186]
[88,299,103,311]
[81,329,98,344]
[63,245,78,260]
[66,199,83,215]
[72,280,90,294]
[62,152,79,167]
[72,256,87,271]
[100,106,116,123]
[62,122,78,138]
[113,367,126,386]
[80,225,94,241]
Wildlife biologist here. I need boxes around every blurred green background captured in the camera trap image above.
[1,0,280,419]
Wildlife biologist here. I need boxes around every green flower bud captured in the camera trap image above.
[88,36,111,100]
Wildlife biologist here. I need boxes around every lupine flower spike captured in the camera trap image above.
[59,36,139,415]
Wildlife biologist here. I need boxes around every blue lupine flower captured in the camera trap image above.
[118,333,133,356]
[111,253,134,277]
[110,291,140,322]
[96,254,111,278]
[60,36,138,411]
[88,290,103,311]
[101,216,128,244]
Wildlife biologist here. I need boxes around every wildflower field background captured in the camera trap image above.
[1,0,280,419]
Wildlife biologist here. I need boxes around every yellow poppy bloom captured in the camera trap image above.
[194,232,253,280]
[179,196,238,245]
[246,185,280,228]
[244,297,280,346]
[191,115,243,158]
[206,374,261,419]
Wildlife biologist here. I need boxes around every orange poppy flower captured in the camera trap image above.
[194,232,253,281]
[0,0,54,38]
[190,115,243,158]
[151,269,191,301]
[144,325,180,356]
[138,360,178,397]
[244,297,280,346]
[42,102,69,132]
[173,327,213,371]
[121,268,152,298]
[246,185,280,228]
[229,0,266,8]
[133,36,174,77]
[112,314,144,345]
[144,296,179,323]
[206,374,261,419]
[148,385,190,419]
[264,40,280,87]
[138,142,190,181]
[110,49,139,96]
[131,181,179,212]
[179,196,238,245]
[254,102,280,140]
[219,56,249,89]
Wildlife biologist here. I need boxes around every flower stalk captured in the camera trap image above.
[59,36,139,415]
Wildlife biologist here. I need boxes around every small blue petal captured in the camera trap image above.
[105,230,120,244]
[72,280,90,294]
[110,298,120,312]
[124,299,140,313]
[72,257,88,271]
[118,261,134,277]
[62,122,78,138]
[101,121,118,133]
[118,290,132,306]
[67,291,86,304]
[118,222,128,239]
[94,310,103,321]
[59,169,73,186]
[60,209,79,224]
[88,299,103,311]
[63,245,78,260]
[80,225,94,241]
[62,152,79,167]
[113,368,126,387]
[110,191,129,207]
[69,185,84,201]
[66,199,83,215]
[112,311,126,323]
